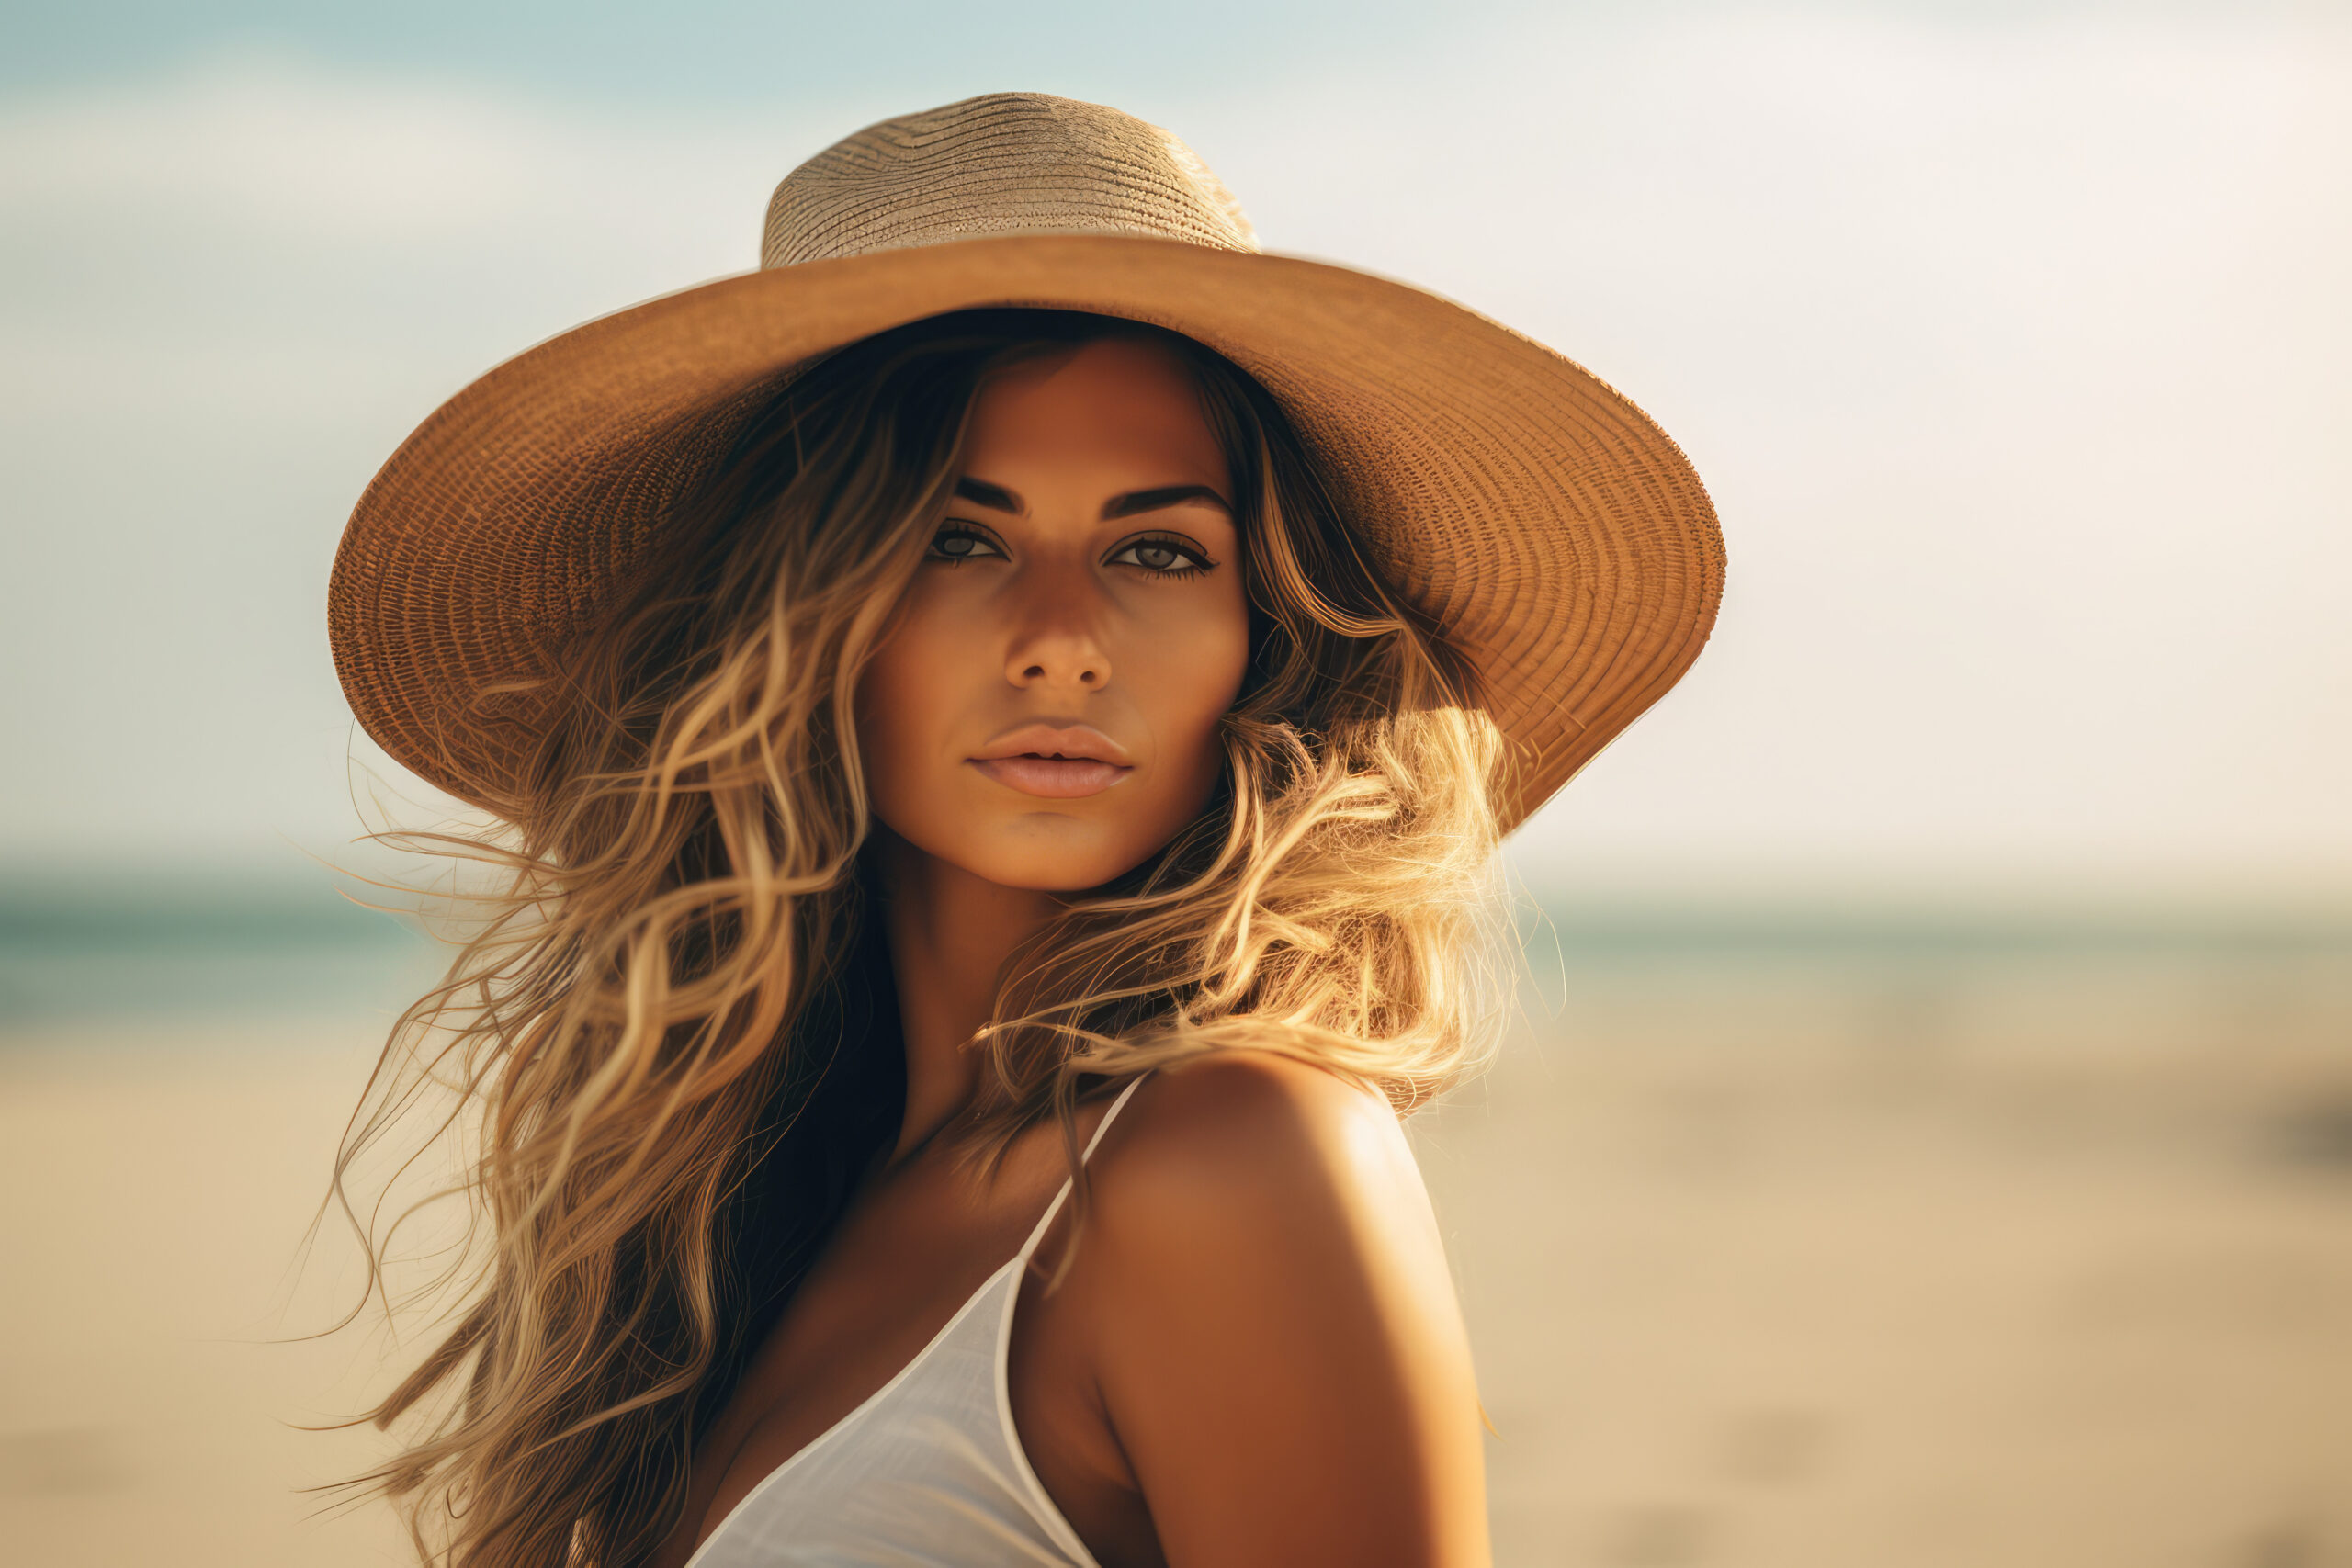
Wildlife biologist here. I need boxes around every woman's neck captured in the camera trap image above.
[871,830,1063,1161]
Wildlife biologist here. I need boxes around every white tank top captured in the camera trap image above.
[683,1076,1148,1567]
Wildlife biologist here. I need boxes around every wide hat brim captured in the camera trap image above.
[328,232,1724,830]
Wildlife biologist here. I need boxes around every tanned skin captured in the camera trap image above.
[651,339,1491,1568]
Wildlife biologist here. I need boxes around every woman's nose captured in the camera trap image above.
[1003,570,1112,692]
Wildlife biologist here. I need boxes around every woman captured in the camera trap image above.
[328,94,1722,1567]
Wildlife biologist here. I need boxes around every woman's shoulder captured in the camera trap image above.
[1078,1050,1444,1299]
[1063,1053,1488,1563]
[1095,1051,1419,1213]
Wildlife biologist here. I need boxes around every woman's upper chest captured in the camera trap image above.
[688,1159,1035,1522]
[665,1117,1128,1561]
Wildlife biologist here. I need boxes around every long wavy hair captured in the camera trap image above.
[334,307,1507,1566]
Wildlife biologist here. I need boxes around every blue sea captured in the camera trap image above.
[0,871,444,1027]
[4,868,2346,1053]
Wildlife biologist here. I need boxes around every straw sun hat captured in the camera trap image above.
[328,92,1724,829]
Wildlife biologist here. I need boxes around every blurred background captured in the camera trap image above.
[2,1,2348,1563]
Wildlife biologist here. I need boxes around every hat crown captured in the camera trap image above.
[761,92,1260,270]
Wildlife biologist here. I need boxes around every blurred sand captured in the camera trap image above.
[3,946,2348,1567]
[1418,950,2352,1568]
[0,1021,420,1566]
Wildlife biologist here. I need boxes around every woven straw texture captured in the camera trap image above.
[328,92,1724,829]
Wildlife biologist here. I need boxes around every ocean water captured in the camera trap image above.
[0,874,441,1027]
[4,869,2347,1059]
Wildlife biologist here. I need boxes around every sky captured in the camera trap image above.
[2,0,2346,896]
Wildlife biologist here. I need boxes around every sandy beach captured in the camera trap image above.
[4,938,2348,1567]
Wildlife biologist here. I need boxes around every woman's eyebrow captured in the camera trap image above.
[1102,484,1232,520]
[952,477,1023,513]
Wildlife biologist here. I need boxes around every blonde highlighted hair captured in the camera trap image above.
[334,309,1506,1565]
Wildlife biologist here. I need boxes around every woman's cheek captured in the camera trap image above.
[857,615,960,836]
[1176,596,1251,722]
[1145,616,1249,802]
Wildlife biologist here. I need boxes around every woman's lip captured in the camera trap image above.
[975,722,1134,767]
[968,756,1134,799]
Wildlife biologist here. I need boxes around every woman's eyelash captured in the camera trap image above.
[928,525,1215,576]
[1109,535,1216,576]
[927,524,1004,563]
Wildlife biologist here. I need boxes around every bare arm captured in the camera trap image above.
[1075,1054,1491,1567]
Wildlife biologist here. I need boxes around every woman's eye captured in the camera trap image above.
[1109,536,1212,574]
[928,525,1003,562]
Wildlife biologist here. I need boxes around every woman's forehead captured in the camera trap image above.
[962,338,1230,491]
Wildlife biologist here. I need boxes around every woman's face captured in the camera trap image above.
[857,336,1251,893]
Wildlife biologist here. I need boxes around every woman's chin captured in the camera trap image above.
[951,822,1164,896]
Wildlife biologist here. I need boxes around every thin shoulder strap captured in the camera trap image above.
[1013,1072,1152,1265]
